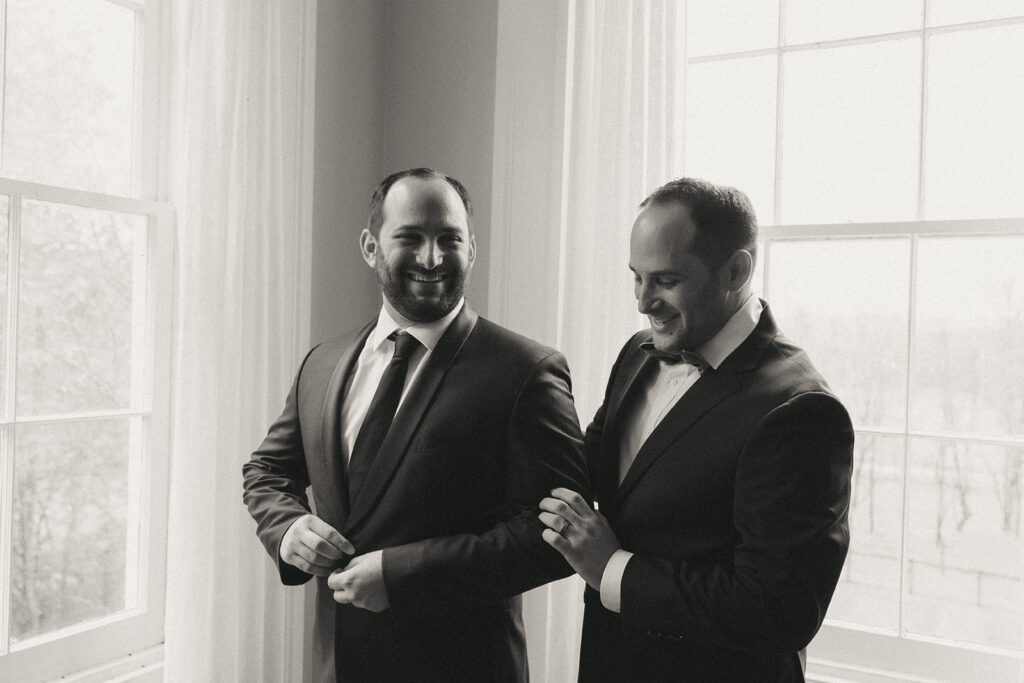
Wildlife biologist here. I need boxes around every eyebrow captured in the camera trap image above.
[392,224,466,232]
[629,266,681,277]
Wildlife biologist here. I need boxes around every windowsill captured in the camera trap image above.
[808,623,1023,682]
[59,645,164,683]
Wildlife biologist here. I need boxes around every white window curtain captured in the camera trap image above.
[491,1,685,680]
[163,1,315,681]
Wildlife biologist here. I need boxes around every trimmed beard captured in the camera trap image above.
[375,259,470,323]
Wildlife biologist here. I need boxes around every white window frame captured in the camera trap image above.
[0,0,171,679]
[756,218,1024,682]
[0,178,172,682]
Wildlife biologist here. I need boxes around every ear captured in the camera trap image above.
[467,232,477,267]
[720,249,753,292]
[359,229,378,268]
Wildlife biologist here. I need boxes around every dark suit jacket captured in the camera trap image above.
[578,303,853,683]
[243,304,587,683]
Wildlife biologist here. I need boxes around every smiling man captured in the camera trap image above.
[243,168,587,682]
[539,178,854,682]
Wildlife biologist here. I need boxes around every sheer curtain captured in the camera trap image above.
[162,1,315,681]
[490,1,684,680]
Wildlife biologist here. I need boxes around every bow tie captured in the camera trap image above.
[640,342,710,372]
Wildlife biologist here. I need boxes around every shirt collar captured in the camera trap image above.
[696,295,763,370]
[368,298,466,353]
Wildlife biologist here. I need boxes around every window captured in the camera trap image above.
[0,0,170,680]
[684,1,1023,679]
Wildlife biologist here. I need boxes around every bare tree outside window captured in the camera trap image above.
[0,0,170,678]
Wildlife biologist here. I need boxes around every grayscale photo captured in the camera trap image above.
[0,1,1021,682]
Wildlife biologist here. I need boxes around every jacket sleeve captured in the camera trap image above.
[381,350,589,614]
[619,391,854,654]
[241,351,317,586]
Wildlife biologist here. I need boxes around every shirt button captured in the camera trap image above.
[669,378,679,387]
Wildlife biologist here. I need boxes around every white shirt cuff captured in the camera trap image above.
[599,549,634,613]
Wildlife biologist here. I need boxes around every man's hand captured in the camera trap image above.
[539,488,621,589]
[328,550,389,612]
[280,514,354,576]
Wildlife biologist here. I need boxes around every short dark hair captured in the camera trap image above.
[640,177,758,268]
[367,168,473,236]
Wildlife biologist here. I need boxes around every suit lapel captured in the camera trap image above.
[344,305,479,533]
[613,304,779,504]
[614,369,741,502]
[604,345,653,442]
[596,345,655,505]
[318,323,373,523]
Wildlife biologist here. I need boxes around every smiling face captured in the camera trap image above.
[360,176,475,324]
[629,200,738,353]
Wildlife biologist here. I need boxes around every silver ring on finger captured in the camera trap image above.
[557,519,571,536]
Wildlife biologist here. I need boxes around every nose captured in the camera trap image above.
[636,280,658,314]
[416,240,443,270]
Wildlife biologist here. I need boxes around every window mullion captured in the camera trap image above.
[772,0,785,225]
[123,416,144,612]
[130,218,151,412]
[130,4,144,199]
[2,193,14,424]
[121,211,154,618]
[917,3,930,219]
[898,232,921,640]
[0,191,20,656]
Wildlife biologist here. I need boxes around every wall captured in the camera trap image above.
[311,0,500,344]
[383,0,500,317]
[311,0,387,343]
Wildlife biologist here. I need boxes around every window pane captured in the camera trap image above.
[905,438,1023,650]
[10,418,136,643]
[685,0,778,57]
[828,433,903,631]
[767,238,911,431]
[911,235,1024,437]
[923,25,1024,220]
[780,39,922,224]
[786,0,923,44]
[16,200,146,417]
[684,55,777,221]
[2,0,137,195]
[928,0,1024,26]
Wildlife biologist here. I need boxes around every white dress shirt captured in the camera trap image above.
[600,295,764,613]
[339,299,464,467]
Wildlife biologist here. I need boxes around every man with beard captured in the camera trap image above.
[243,168,588,683]
[539,178,852,681]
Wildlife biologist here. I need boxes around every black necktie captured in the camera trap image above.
[347,331,421,497]
[639,341,710,372]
